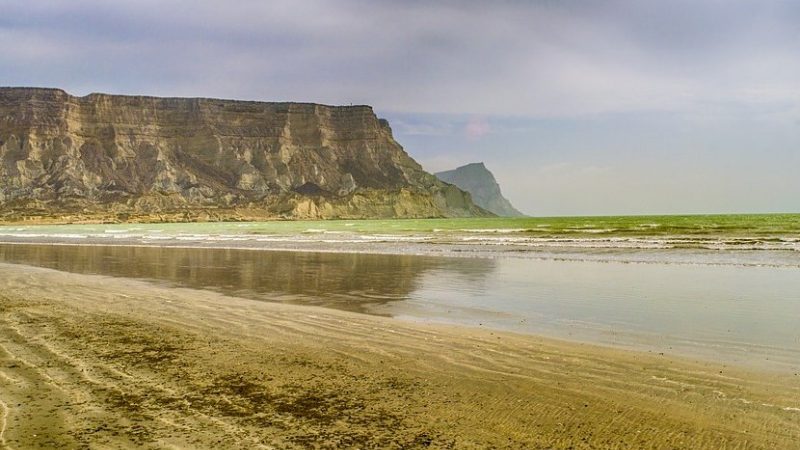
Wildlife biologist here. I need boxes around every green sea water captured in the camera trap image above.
[2,213,799,238]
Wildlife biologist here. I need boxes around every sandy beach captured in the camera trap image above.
[3,0,799,446]
[1,262,798,449]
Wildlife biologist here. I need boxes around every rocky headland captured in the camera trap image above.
[0,87,488,222]
[436,162,524,216]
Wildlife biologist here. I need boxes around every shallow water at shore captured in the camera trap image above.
[1,243,798,372]
[2,216,799,267]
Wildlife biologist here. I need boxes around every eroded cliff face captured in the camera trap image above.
[0,88,487,222]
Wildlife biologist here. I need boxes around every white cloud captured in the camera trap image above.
[2,0,799,118]
[3,0,799,214]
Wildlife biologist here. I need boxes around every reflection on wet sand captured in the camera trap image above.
[0,244,495,314]
[3,243,799,371]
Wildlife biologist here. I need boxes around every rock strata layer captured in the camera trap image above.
[0,87,488,222]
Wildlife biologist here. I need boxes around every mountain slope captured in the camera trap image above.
[436,163,524,217]
[0,87,489,222]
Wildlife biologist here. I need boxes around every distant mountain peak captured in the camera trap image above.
[435,163,525,217]
[463,162,486,168]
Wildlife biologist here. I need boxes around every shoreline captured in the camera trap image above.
[2,240,799,374]
[1,235,799,268]
[0,263,799,448]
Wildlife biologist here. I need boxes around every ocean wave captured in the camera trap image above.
[458,228,531,233]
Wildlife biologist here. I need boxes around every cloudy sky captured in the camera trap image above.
[2,0,798,215]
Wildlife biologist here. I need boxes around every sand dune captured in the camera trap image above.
[0,262,798,449]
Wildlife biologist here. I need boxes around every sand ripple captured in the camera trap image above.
[0,263,798,449]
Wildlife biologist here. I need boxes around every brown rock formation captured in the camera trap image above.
[0,87,489,222]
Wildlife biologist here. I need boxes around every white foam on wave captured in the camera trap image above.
[319,239,369,244]
[302,229,348,234]
[460,236,528,243]
[204,236,249,242]
[459,228,529,233]
[447,234,800,252]
[359,235,431,242]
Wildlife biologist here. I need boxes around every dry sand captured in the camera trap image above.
[0,262,798,449]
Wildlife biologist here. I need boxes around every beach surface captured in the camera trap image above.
[1,262,798,449]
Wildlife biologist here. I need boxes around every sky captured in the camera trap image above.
[1,0,798,215]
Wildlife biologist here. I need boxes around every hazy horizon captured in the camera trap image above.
[2,0,798,216]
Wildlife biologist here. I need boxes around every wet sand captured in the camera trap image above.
[1,263,799,449]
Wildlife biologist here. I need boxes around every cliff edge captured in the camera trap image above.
[0,87,489,222]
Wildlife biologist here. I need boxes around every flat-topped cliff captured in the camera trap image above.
[0,87,488,222]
